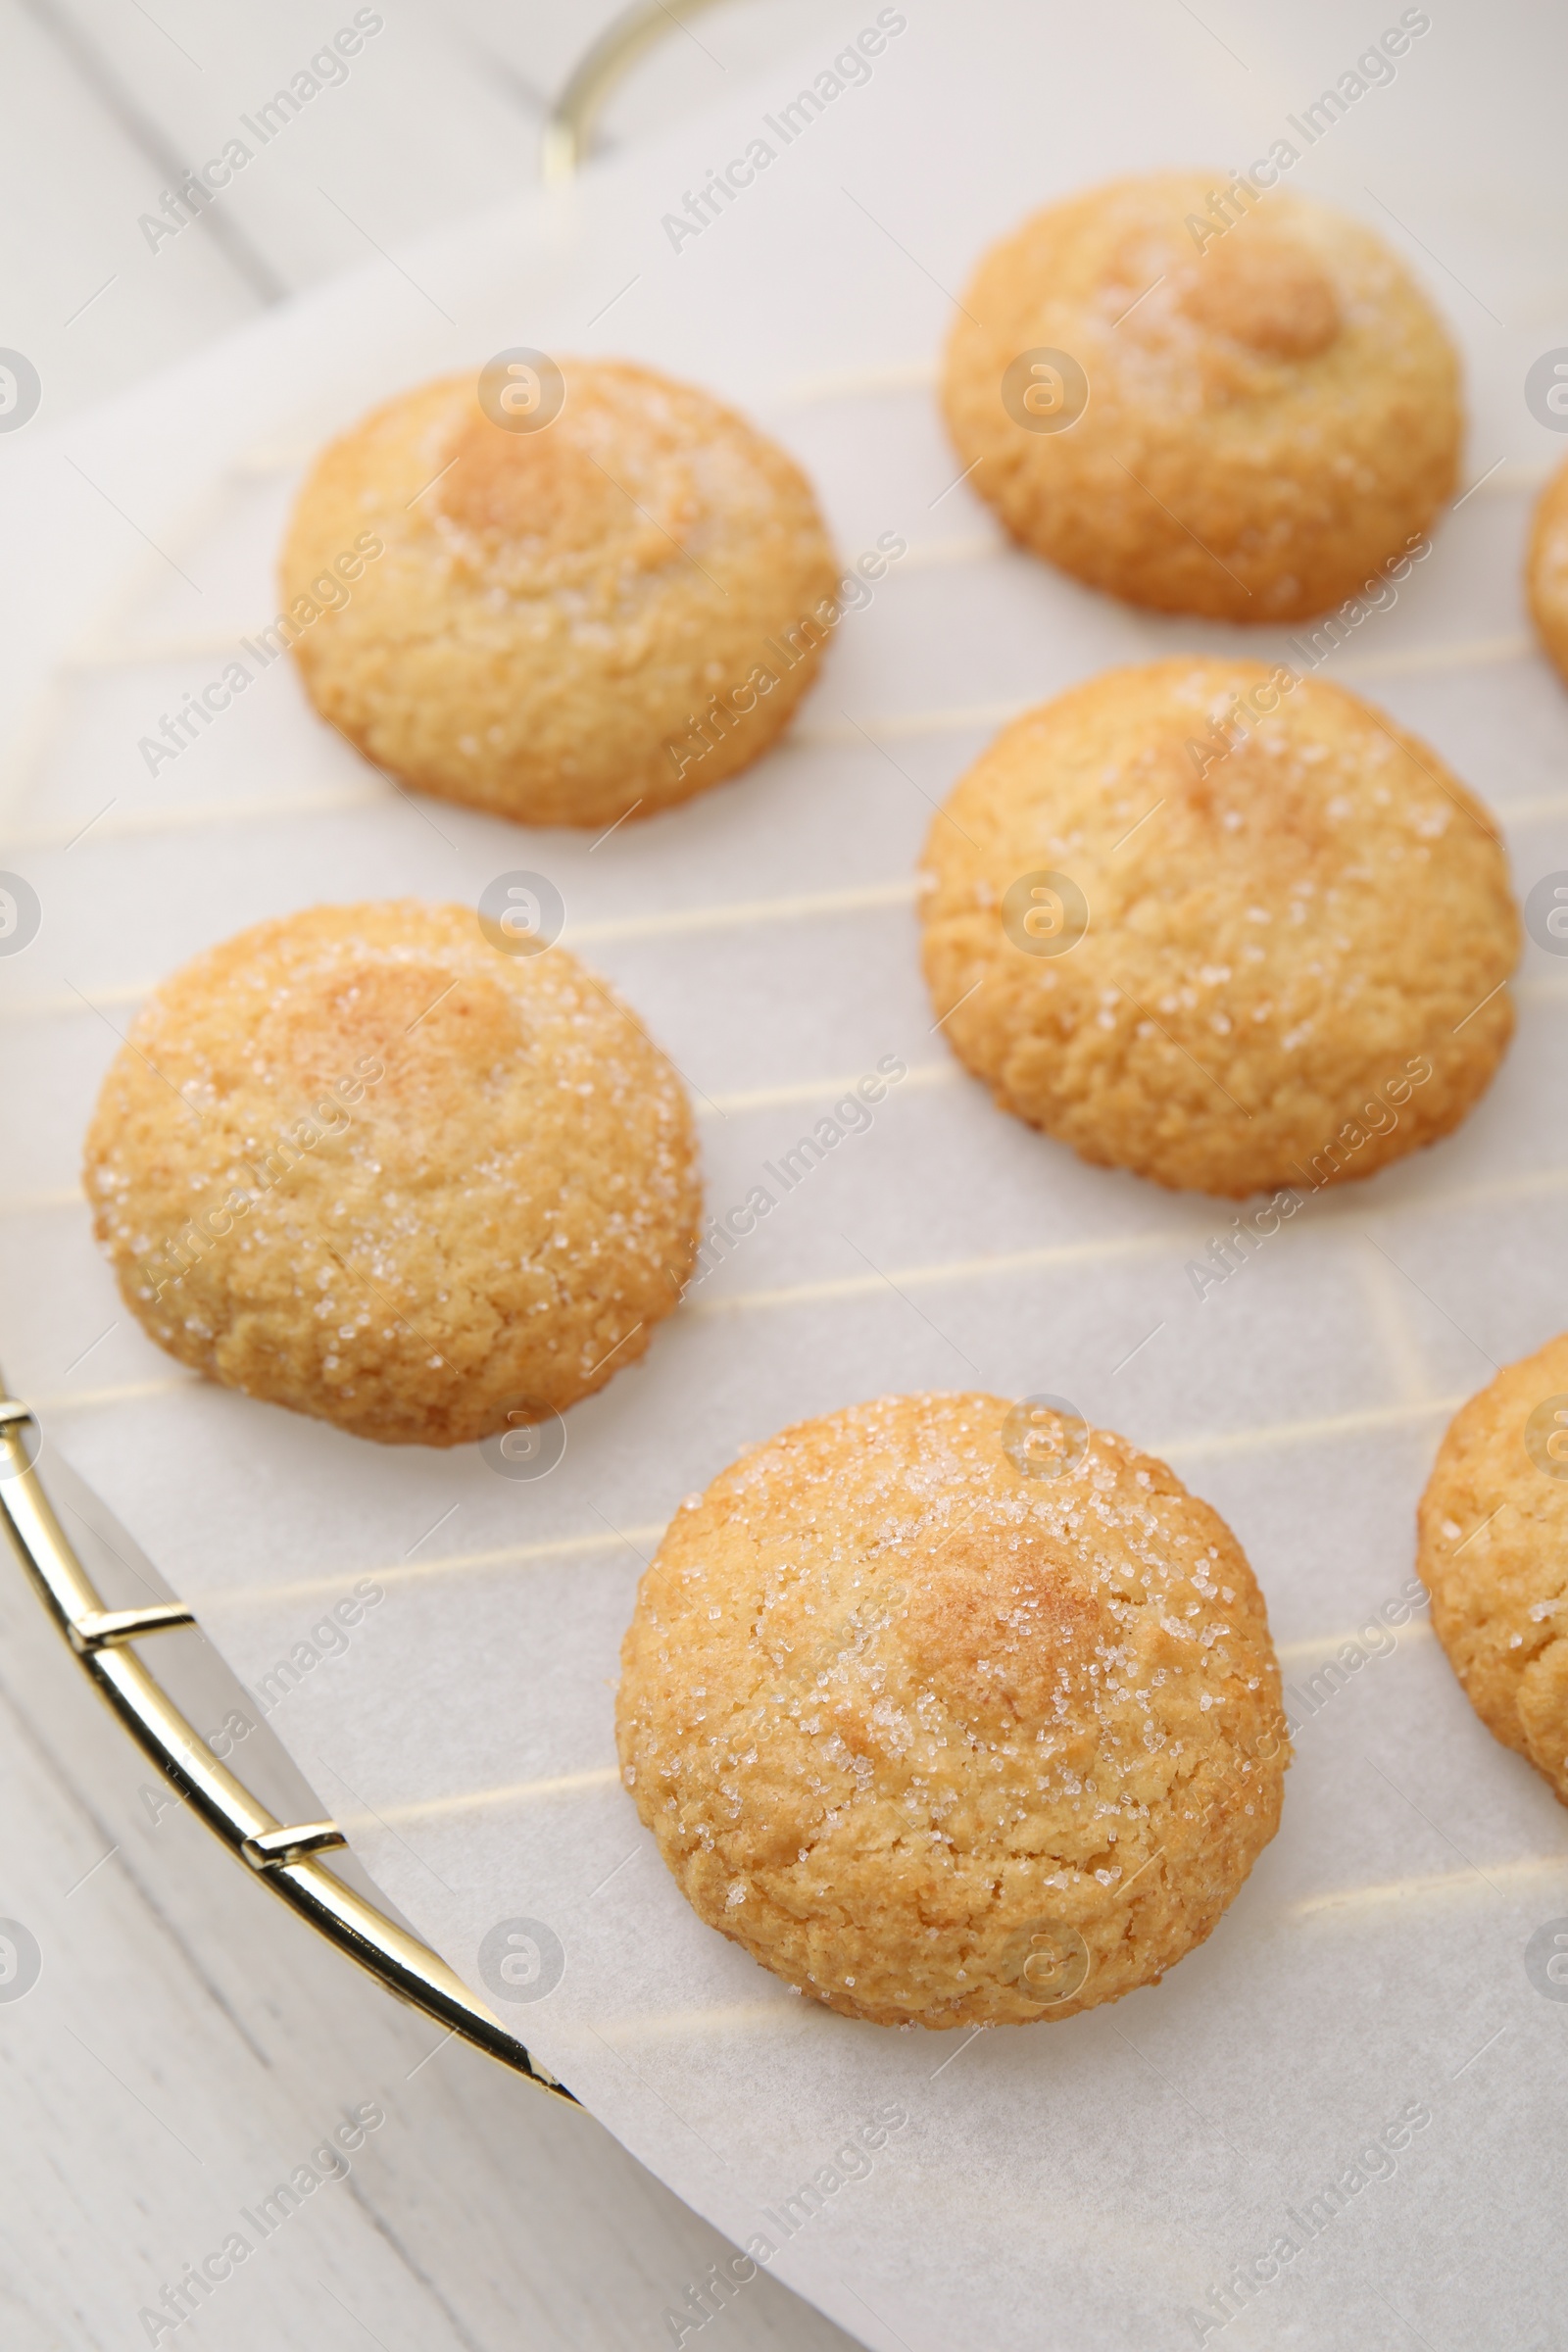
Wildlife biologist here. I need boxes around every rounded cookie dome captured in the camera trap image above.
[919,659,1518,1198]
[1527,454,1568,687]
[941,172,1462,620]
[1418,1335,1568,1808]
[281,360,840,827]
[616,1392,1288,2028]
[83,901,701,1446]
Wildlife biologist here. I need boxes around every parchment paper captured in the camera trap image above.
[4,7,1568,2345]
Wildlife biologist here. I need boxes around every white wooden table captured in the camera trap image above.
[0,5,861,2342]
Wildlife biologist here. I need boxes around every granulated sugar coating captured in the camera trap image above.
[920,659,1519,1199]
[83,901,701,1446]
[941,172,1461,621]
[281,360,840,830]
[1417,1335,1568,1808]
[616,1393,1288,2028]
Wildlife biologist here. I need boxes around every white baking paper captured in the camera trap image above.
[4,6,1568,2345]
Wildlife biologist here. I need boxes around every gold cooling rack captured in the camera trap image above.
[0,0,707,2100]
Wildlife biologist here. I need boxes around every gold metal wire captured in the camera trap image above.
[541,0,730,182]
[0,1384,572,2100]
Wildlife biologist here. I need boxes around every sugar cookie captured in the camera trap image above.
[1527,454,1568,687]
[941,172,1461,620]
[281,361,840,827]
[616,1391,1287,2027]
[84,902,700,1446]
[919,659,1517,1198]
[1418,1335,1568,1807]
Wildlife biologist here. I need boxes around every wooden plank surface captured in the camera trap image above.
[2,0,857,419]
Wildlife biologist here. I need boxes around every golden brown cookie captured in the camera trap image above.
[1527,455,1568,685]
[83,902,700,1446]
[919,659,1518,1199]
[616,1392,1288,2028]
[280,360,840,829]
[1417,1336,1568,1806]
[941,172,1462,621]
